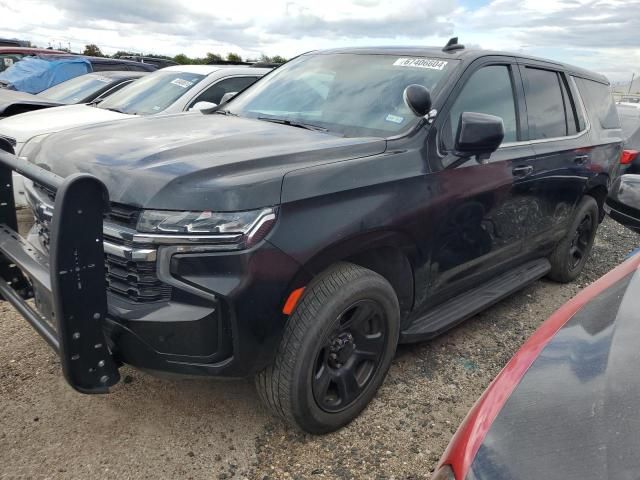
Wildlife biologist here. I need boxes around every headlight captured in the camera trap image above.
[18,133,51,162]
[136,207,277,249]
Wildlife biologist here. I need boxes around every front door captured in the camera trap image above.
[418,58,535,310]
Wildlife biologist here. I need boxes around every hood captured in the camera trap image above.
[470,257,640,479]
[0,104,129,146]
[34,113,387,211]
[0,88,64,116]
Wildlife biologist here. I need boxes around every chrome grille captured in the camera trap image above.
[105,253,171,302]
[26,180,171,304]
[102,231,170,303]
[104,203,140,227]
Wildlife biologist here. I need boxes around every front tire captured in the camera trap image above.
[547,195,599,283]
[255,262,400,434]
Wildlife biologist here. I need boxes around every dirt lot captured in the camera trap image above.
[0,217,637,480]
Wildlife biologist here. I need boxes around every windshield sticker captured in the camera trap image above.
[385,114,404,124]
[3,58,14,67]
[171,78,194,88]
[393,58,448,70]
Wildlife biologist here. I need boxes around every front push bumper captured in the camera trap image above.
[0,149,120,393]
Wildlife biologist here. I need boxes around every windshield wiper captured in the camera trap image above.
[257,116,328,132]
[101,107,126,114]
[100,106,138,115]
[214,109,237,116]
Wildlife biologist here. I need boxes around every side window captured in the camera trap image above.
[189,76,259,107]
[442,65,518,152]
[568,76,587,132]
[559,74,579,135]
[522,67,567,139]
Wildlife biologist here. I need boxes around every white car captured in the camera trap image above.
[617,95,640,109]
[0,64,271,205]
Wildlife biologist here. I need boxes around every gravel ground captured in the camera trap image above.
[1,217,637,480]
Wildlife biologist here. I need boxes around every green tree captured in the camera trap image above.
[226,52,242,62]
[83,44,104,57]
[205,52,223,63]
[173,53,192,65]
[112,50,139,59]
[259,53,287,64]
[145,54,174,61]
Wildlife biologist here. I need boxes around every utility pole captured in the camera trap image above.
[629,72,635,94]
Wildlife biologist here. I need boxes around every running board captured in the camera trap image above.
[400,259,551,343]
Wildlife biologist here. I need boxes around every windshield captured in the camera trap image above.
[0,54,23,73]
[98,70,205,115]
[227,53,456,137]
[38,73,114,103]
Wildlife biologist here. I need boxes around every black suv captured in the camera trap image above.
[0,41,622,433]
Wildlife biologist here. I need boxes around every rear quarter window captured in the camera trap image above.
[575,77,620,130]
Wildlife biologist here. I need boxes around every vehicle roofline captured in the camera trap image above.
[303,47,610,85]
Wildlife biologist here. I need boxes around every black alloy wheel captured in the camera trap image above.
[548,195,599,283]
[255,262,400,434]
[570,213,594,269]
[312,299,388,413]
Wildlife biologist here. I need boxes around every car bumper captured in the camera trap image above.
[0,149,307,393]
[100,239,304,379]
[605,201,640,233]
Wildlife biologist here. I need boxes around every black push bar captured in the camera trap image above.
[0,149,120,393]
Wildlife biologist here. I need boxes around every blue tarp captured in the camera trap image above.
[0,56,92,94]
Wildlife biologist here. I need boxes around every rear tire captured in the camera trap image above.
[255,262,400,434]
[547,195,599,283]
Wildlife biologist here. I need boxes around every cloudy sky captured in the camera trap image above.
[1,0,638,81]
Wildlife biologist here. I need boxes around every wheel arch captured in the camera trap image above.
[286,230,417,318]
[584,176,609,222]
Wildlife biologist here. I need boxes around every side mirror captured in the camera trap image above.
[220,91,238,105]
[454,112,504,162]
[606,174,640,233]
[189,101,217,112]
[403,84,432,117]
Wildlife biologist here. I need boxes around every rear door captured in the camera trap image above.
[516,62,591,256]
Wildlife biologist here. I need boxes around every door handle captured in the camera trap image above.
[574,155,589,165]
[512,165,534,177]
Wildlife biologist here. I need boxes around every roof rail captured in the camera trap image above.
[443,37,465,53]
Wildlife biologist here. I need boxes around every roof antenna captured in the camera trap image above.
[442,37,465,53]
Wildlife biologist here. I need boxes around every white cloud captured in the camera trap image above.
[0,0,638,80]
